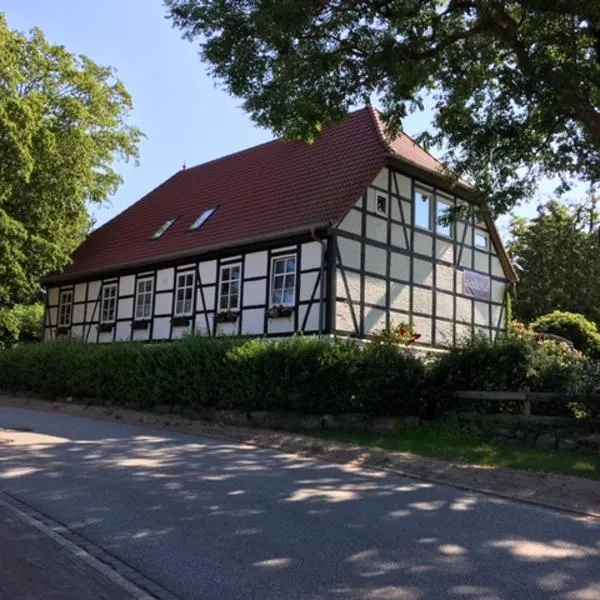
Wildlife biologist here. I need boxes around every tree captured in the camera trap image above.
[508,199,600,325]
[165,0,600,216]
[0,15,142,307]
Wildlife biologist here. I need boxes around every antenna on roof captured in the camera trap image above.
[181,161,187,170]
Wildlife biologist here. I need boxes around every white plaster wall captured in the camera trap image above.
[118,298,133,320]
[413,316,432,344]
[474,301,489,326]
[413,258,434,286]
[492,280,506,304]
[337,270,361,305]
[373,168,389,189]
[366,215,387,243]
[48,307,58,327]
[455,323,472,343]
[115,322,130,342]
[71,325,84,340]
[155,292,172,316]
[394,172,412,198]
[338,237,361,270]
[364,276,386,307]
[436,241,454,263]
[98,331,112,344]
[436,292,454,320]
[74,284,86,303]
[364,307,386,334]
[199,260,217,284]
[172,323,191,339]
[300,271,319,302]
[390,222,408,249]
[132,327,150,342]
[390,282,409,312]
[153,317,171,339]
[216,321,237,337]
[336,302,356,332]
[365,244,386,275]
[244,251,268,278]
[299,304,320,332]
[119,275,135,297]
[243,280,265,307]
[267,314,294,335]
[338,209,361,235]
[491,255,504,278]
[390,252,409,280]
[72,304,85,325]
[241,309,263,335]
[435,320,453,347]
[301,241,322,271]
[474,251,489,273]
[413,232,433,257]
[413,287,433,315]
[194,314,213,336]
[491,304,504,330]
[48,287,59,306]
[156,268,174,291]
[456,297,472,323]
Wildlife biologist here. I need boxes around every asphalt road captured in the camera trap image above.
[0,406,598,600]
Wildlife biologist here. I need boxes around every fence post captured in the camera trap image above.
[523,386,531,417]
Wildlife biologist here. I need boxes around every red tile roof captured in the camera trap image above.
[46,107,513,282]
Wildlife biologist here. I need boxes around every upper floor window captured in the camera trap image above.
[218,263,241,311]
[174,271,195,316]
[271,255,296,306]
[151,218,176,239]
[135,278,154,320]
[436,199,453,238]
[475,231,489,250]
[415,189,432,230]
[100,283,117,323]
[58,290,73,327]
[376,194,387,215]
[189,208,216,231]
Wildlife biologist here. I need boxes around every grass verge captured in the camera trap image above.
[300,422,600,480]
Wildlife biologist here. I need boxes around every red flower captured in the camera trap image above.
[411,333,422,341]
[400,328,408,337]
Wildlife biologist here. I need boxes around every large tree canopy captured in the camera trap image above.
[508,198,600,326]
[166,0,600,215]
[0,15,142,306]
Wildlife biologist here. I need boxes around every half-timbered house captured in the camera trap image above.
[42,107,516,348]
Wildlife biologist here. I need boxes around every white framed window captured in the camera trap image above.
[189,208,216,231]
[218,263,241,311]
[436,199,453,238]
[58,290,73,327]
[100,283,118,323]
[135,277,154,320]
[376,194,387,215]
[415,188,432,230]
[270,255,296,306]
[475,231,489,250]
[174,271,195,316]
[151,218,176,239]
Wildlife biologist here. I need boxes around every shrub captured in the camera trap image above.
[0,304,44,348]
[531,311,600,358]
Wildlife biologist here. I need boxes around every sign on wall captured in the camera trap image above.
[463,269,491,301]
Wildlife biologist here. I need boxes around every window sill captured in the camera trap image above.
[267,306,294,319]
[97,323,114,333]
[132,320,151,331]
[215,311,239,324]
[171,316,191,327]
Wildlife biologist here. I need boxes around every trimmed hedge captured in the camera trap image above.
[0,334,589,418]
[531,311,600,358]
[0,336,425,416]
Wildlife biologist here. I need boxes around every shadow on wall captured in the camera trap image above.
[0,410,599,600]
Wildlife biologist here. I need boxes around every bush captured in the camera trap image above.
[0,304,44,348]
[0,336,425,417]
[531,311,600,358]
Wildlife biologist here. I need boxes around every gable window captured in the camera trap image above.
[376,195,387,215]
[58,290,73,327]
[475,231,489,250]
[436,199,453,238]
[174,271,195,316]
[189,208,216,231]
[415,189,432,230]
[270,255,296,306]
[218,263,241,311]
[100,283,118,323]
[135,278,154,320]
[151,218,176,239]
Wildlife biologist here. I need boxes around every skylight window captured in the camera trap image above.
[189,208,216,231]
[151,218,176,239]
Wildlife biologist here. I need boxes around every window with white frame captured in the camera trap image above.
[475,231,489,250]
[376,194,387,215]
[218,263,241,311]
[135,278,154,320]
[270,255,296,306]
[415,188,432,230]
[58,290,73,327]
[174,271,195,316]
[436,198,453,237]
[100,283,117,323]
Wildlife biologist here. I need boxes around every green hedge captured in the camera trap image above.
[0,334,589,418]
[531,311,600,358]
[0,336,425,416]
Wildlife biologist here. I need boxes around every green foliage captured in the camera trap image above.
[531,311,600,359]
[0,336,425,416]
[166,1,600,215]
[370,322,421,347]
[0,16,143,306]
[0,303,43,347]
[509,200,600,325]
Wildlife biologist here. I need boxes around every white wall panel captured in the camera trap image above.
[171,323,191,339]
[88,281,101,301]
[474,301,489,326]
[474,251,489,273]
[491,304,505,330]
[336,302,356,332]
[74,284,87,303]
[118,298,133,320]
[491,255,504,278]
[301,241,322,271]
[435,320,453,347]
[455,323,472,343]
[366,215,387,243]
[413,316,432,344]
[199,260,217,284]
[365,244,386,275]
[299,304,320,332]
[456,297,472,323]
[413,258,434,286]
[216,321,238,337]
[414,232,433,257]
[156,268,174,291]
[436,292,454,319]
[115,322,130,342]
[119,275,135,297]
[373,168,389,189]
[459,248,472,269]
[202,285,216,312]
[390,223,408,250]
[338,209,362,235]
[98,331,112,344]
[243,279,265,307]
[413,287,433,315]
[436,241,453,263]
[300,271,319,302]
[245,251,268,278]
[72,304,85,325]
[132,327,150,342]
[364,276,386,307]
[48,307,58,327]
[48,287,59,306]
[390,252,409,280]
[338,237,361,270]
[337,270,361,304]
[364,307,386,334]
[194,314,213,336]
[395,173,412,198]
[155,292,172,316]
[153,317,171,339]
[70,325,84,340]
[492,280,506,304]
[390,282,409,311]
[267,315,294,335]
[241,309,263,335]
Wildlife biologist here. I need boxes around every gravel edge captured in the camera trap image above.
[1,394,599,519]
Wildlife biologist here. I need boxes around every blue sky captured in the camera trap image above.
[6,1,557,233]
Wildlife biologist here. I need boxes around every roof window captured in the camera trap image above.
[151,218,176,239]
[189,208,217,231]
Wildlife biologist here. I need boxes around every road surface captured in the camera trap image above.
[0,405,598,600]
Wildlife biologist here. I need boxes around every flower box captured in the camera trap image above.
[267,305,294,319]
[97,323,114,333]
[171,316,191,327]
[131,320,150,331]
[215,311,239,324]
[56,326,70,336]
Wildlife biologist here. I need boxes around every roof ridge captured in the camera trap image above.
[364,105,393,156]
